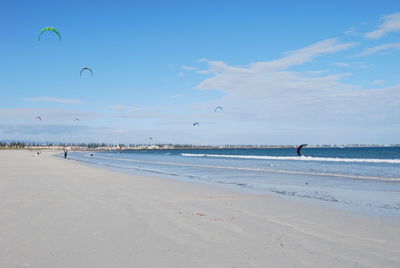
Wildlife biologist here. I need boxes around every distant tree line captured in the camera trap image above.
[0,141,26,148]
[0,141,399,149]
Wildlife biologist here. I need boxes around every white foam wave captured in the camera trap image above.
[89,155,400,182]
[181,153,400,164]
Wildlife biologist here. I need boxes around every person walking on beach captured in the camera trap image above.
[64,148,68,159]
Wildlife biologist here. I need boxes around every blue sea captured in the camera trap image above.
[66,147,400,217]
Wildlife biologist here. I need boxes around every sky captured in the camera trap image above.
[1,0,400,145]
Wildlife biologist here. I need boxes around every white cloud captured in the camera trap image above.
[332,62,351,67]
[365,13,400,39]
[358,43,400,56]
[196,39,355,96]
[197,38,355,77]
[253,38,356,70]
[192,38,400,142]
[24,97,84,104]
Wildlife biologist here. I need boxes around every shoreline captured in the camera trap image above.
[1,150,399,267]
[66,150,400,220]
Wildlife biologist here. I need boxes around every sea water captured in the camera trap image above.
[66,147,400,217]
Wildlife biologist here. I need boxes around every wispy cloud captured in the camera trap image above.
[0,124,95,135]
[344,26,362,37]
[359,62,373,69]
[0,108,101,121]
[254,38,356,70]
[307,70,329,75]
[365,12,400,39]
[181,65,197,71]
[107,105,129,111]
[119,110,159,119]
[0,124,114,143]
[107,105,141,112]
[332,62,351,67]
[358,43,400,56]
[171,94,184,98]
[371,80,386,86]
[196,38,355,77]
[24,97,84,104]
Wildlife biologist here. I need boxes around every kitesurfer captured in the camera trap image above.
[296,144,308,156]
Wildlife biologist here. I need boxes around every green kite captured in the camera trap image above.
[38,27,61,41]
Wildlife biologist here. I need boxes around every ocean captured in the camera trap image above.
[66,147,400,217]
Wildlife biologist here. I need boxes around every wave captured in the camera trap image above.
[89,155,400,182]
[181,153,400,164]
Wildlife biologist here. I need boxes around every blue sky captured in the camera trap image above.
[1,0,400,145]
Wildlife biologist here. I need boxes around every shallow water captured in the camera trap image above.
[66,147,400,218]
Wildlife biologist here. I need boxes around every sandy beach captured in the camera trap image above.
[1,150,399,268]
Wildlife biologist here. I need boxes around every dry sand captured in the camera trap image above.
[1,150,399,267]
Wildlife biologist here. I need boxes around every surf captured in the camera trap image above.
[181,153,400,164]
[90,154,400,182]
